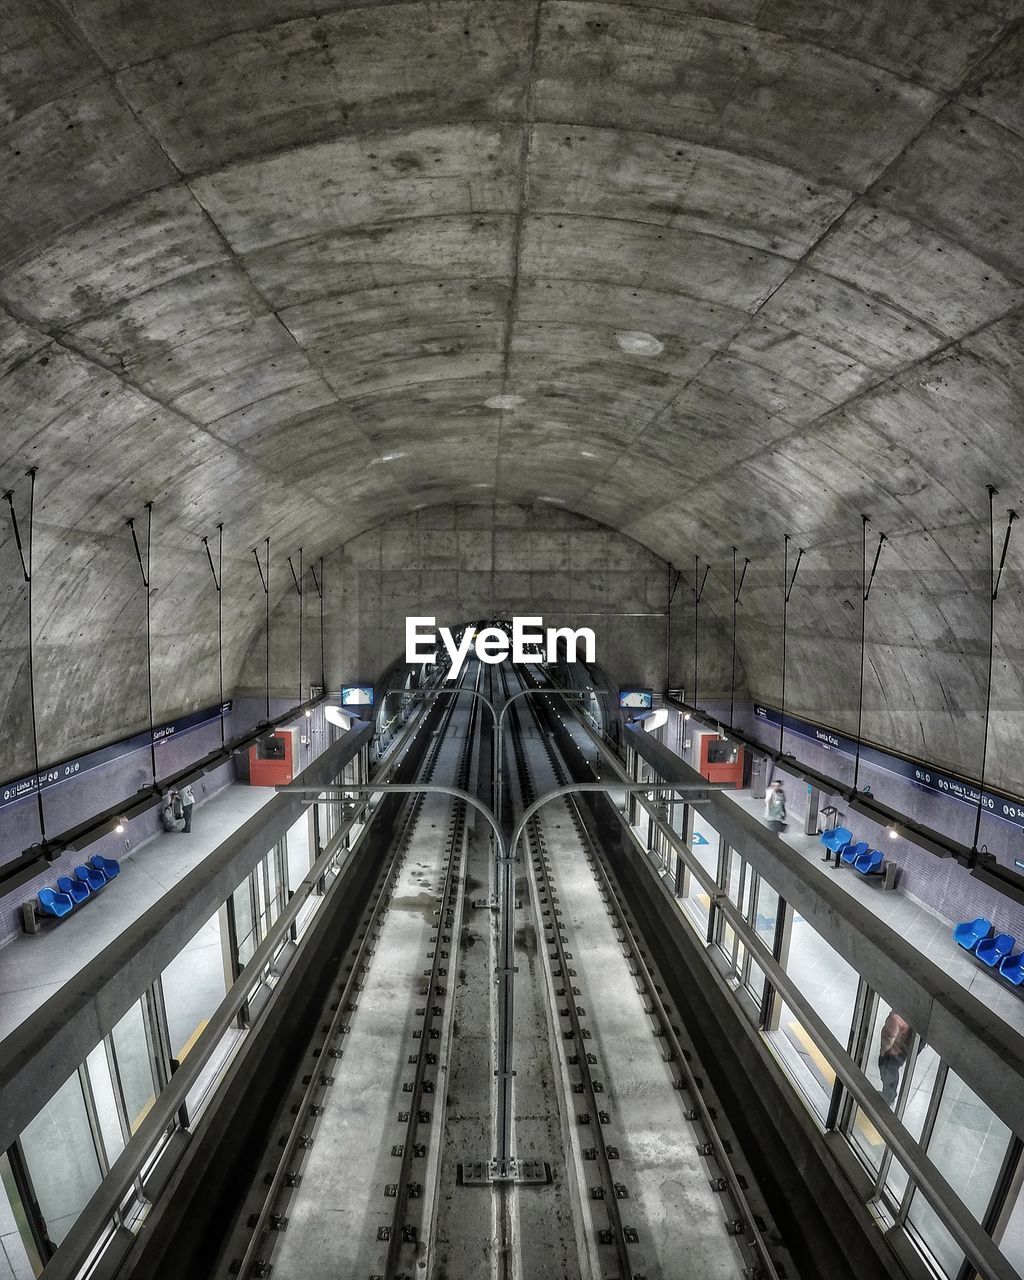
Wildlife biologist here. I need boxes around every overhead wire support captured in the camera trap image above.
[253,537,271,721]
[665,565,683,692]
[3,468,46,843]
[729,548,749,731]
[202,523,226,748]
[126,502,157,788]
[778,536,805,756]
[309,555,326,692]
[287,547,303,707]
[692,555,711,711]
[973,487,1019,854]
[852,516,887,794]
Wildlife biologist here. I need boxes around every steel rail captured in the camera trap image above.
[233,687,465,1279]
[532,694,784,1280]
[503,668,635,1277]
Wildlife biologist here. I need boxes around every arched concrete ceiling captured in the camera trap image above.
[2,0,1024,784]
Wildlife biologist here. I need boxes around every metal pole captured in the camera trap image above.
[692,559,710,710]
[202,524,226,748]
[253,538,270,722]
[127,503,157,787]
[779,536,804,757]
[729,549,748,731]
[853,519,886,793]
[972,490,1018,852]
[3,468,46,842]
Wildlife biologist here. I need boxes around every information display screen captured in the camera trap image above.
[341,685,374,707]
[618,688,653,710]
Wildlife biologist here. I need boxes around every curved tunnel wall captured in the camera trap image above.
[1,0,1023,800]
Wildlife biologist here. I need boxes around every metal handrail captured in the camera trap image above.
[558,698,1021,1280]
[37,709,437,1280]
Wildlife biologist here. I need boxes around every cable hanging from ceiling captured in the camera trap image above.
[125,502,157,790]
[2,467,46,845]
[852,514,888,795]
[202,523,227,749]
[973,485,1019,854]
[778,534,805,758]
[253,536,271,723]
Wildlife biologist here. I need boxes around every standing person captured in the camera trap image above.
[765,779,787,833]
[178,783,195,833]
[878,1011,913,1106]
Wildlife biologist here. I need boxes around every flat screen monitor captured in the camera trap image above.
[619,688,653,710]
[340,685,374,708]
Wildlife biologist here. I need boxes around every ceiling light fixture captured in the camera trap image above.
[484,394,524,410]
[887,825,899,840]
[114,817,126,834]
[615,331,665,356]
[377,451,406,463]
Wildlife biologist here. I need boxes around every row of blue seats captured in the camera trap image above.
[819,826,885,876]
[953,918,1024,986]
[37,856,121,920]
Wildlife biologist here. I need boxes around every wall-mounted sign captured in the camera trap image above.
[0,701,232,813]
[752,704,1024,829]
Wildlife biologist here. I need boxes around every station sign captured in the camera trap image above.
[752,704,1024,828]
[0,701,232,813]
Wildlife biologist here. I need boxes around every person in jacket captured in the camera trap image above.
[765,780,787,832]
[878,1011,913,1106]
[178,783,195,833]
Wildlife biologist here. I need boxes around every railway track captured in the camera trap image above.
[504,666,791,1280]
[219,656,793,1280]
[222,669,483,1280]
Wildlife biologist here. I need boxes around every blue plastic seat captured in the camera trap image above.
[840,839,869,866]
[57,874,89,906]
[953,918,993,952]
[75,863,106,892]
[38,886,74,919]
[90,854,120,880]
[855,848,884,875]
[976,933,1015,968]
[999,953,1024,986]
[821,826,852,853]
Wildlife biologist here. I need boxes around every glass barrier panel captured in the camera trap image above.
[84,1043,125,1164]
[20,1071,102,1247]
[110,1001,159,1136]
[161,911,228,1065]
[0,1151,42,1278]
[908,1069,1010,1266]
[767,1000,832,1124]
[784,912,858,1051]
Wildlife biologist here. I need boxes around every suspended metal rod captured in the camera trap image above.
[253,537,271,721]
[666,565,683,692]
[287,547,303,706]
[126,502,157,787]
[973,488,1018,853]
[310,555,326,692]
[729,547,749,731]
[692,556,710,710]
[3,468,46,841]
[778,536,804,756]
[852,517,887,793]
[202,523,226,748]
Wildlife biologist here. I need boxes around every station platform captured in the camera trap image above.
[0,783,275,1043]
[724,788,1024,1044]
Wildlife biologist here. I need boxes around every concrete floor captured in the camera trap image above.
[0,782,274,1042]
